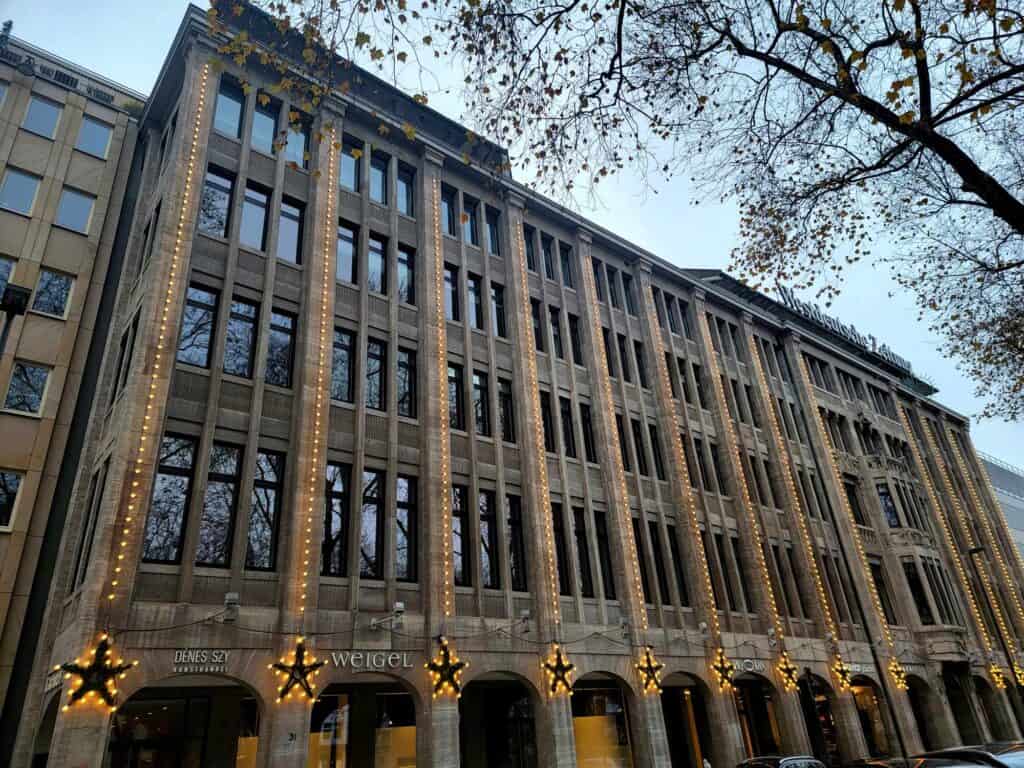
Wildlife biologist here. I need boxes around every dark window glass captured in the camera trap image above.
[141,435,196,563]
[331,328,356,402]
[397,164,415,216]
[396,475,417,581]
[224,298,258,378]
[603,329,616,377]
[0,257,13,298]
[322,462,350,577]
[622,275,637,314]
[715,533,737,610]
[552,503,572,595]
[370,152,388,204]
[616,415,631,472]
[247,451,284,570]
[239,184,269,251]
[730,537,752,611]
[574,507,595,597]
[499,378,516,443]
[448,364,465,430]
[365,338,386,410]
[617,335,632,382]
[113,313,140,398]
[903,560,935,625]
[591,259,605,301]
[452,484,470,585]
[542,237,555,280]
[72,461,108,587]
[397,348,417,418]
[468,274,484,329]
[360,469,385,578]
[844,479,867,526]
[549,306,564,359]
[568,314,583,365]
[631,419,649,476]
[523,226,537,271]
[507,494,528,591]
[692,363,707,409]
[650,521,671,605]
[649,425,667,481]
[540,391,556,452]
[559,243,575,288]
[580,403,597,463]
[634,519,652,603]
[531,299,545,352]
[397,245,415,304]
[473,371,490,436]
[23,95,62,138]
[463,197,479,245]
[870,559,899,624]
[4,361,48,413]
[877,483,900,528]
[340,136,362,191]
[595,510,616,599]
[708,442,725,493]
[251,98,277,154]
[367,234,387,293]
[336,222,358,284]
[178,285,218,367]
[195,443,243,567]
[486,207,501,254]
[667,527,690,605]
[213,78,244,137]
[32,269,73,316]
[441,186,457,236]
[445,264,460,322]
[277,198,304,264]
[198,168,233,237]
[479,490,500,588]
[634,341,648,388]
[665,295,680,334]
[560,396,577,459]
[491,283,507,337]
[607,266,621,309]
[266,311,295,387]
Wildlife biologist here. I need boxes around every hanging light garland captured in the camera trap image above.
[635,645,665,695]
[792,351,908,690]
[58,634,137,713]
[270,638,324,702]
[426,636,467,698]
[990,664,1008,690]
[968,440,1024,595]
[542,643,575,697]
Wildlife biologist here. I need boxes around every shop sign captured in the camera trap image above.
[329,650,415,670]
[173,648,230,674]
[736,658,767,674]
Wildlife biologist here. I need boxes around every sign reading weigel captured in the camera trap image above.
[329,651,415,670]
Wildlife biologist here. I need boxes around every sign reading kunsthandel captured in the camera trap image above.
[777,286,913,375]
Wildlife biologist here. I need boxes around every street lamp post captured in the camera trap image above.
[0,282,32,356]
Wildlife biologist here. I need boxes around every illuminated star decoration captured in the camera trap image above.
[778,652,800,693]
[832,656,853,692]
[270,638,324,702]
[426,636,467,698]
[1014,662,1024,687]
[542,643,575,697]
[887,658,908,691]
[990,664,1008,690]
[636,646,665,694]
[59,634,136,712]
[711,647,735,692]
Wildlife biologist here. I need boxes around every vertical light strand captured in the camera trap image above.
[106,63,211,606]
[897,406,1003,683]
[580,258,647,630]
[296,124,338,623]
[746,333,850,688]
[697,313,792,688]
[968,442,1024,596]
[792,352,907,689]
[432,180,454,619]
[512,222,560,627]
[642,286,723,646]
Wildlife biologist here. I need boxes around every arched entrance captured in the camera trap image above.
[798,673,840,766]
[106,674,261,767]
[974,675,1016,741]
[850,675,892,757]
[732,673,783,757]
[941,662,982,744]
[460,673,539,768]
[310,675,418,767]
[906,674,941,750]
[660,672,712,768]
[572,673,637,768]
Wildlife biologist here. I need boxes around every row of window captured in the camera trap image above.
[16,90,114,157]
[806,352,898,419]
[590,256,638,313]
[522,225,574,287]
[213,77,309,168]
[0,166,96,232]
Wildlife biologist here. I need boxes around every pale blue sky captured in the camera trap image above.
[10,0,1022,465]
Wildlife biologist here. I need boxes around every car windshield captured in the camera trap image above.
[784,760,825,768]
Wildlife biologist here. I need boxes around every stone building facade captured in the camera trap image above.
[9,6,1024,767]
[0,34,142,731]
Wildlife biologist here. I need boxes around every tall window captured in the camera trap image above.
[473,371,491,436]
[396,475,417,581]
[877,483,900,528]
[71,461,108,586]
[549,306,564,359]
[499,378,516,443]
[507,494,528,591]
[523,225,537,271]
[367,234,387,293]
[277,198,304,264]
[177,285,218,367]
[573,507,595,597]
[603,329,616,377]
[213,77,244,137]
[486,207,501,254]
[112,312,140,399]
[649,425,667,481]
[340,136,362,191]
[365,338,386,410]
[622,274,637,314]
[239,183,270,251]
[251,97,277,154]
[445,264,460,321]
[452,484,470,585]
[266,311,295,387]
[491,283,506,337]
[0,257,13,297]
[370,151,389,204]
[560,397,577,459]
[552,503,572,595]
[247,451,284,570]
[32,269,73,317]
[56,188,96,233]
[397,245,415,304]
[903,560,935,625]
[559,243,575,288]
[0,168,40,217]
[441,186,457,236]
[568,314,583,365]
[463,197,479,245]
[542,236,556,280]
[448,364,465,430]
[285,118,310,169]
[23,95,62,138]
[336,222,358,283]
[360,469,385,578]
[141,435,197,563]
[197,168,233,237]
[595,510,616,599]
[844,479,867,526]
[631,419,650,476]
[667,527,690,605]
[607,266,622,309]
[651,522,671,605]
[580,404,598,463]
[870,559,899,624]
[617,335,632,382]
[531,299,544,352]
[616,415,631,472]
[322,462,350,577]
[397,164,415,217]
[468,274,485,329]
[223,298,258,378]
[479,490,500,588]
[331,328,356,402]
[397,348,417,418]
[592,259,605,301]
[540,391,556,452]
[195,443,243,567]
[634,341,648,388]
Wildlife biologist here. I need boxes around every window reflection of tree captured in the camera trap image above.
[246,452,281,570]
[5,362,48,412]
[142,436,196,563]
[195,444,240,566]
[33,270,72,316]
[360,470,382,577]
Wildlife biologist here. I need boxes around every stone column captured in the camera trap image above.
[263,703,313,767]
[534,695,577,768]
[427,697,460,768]
[832,691,871,761]
[631,694,672,768]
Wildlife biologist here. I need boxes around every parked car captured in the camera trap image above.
[738,756,827,768]
[916,744,1024,768]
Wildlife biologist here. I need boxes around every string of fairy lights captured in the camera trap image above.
[969,441,1024,596]
[897,406,1009,689]
[745,333,854,692]
[59,62,213,716]
[793,351,908,691]
[697,312,799,692]
[642,284,728,689]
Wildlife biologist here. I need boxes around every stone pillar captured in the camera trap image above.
[263,703,313,766]
[776,691,813,754]
[427,697,460,768]
[832,691,871,762]
[631,693,672,768]
[534,695,576,768]
[707,689,746,768]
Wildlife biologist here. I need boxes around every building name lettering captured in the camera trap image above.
[737,659,767,673]
[330,651,414,670]
[778,286,913,375]
[173,648,230,673]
